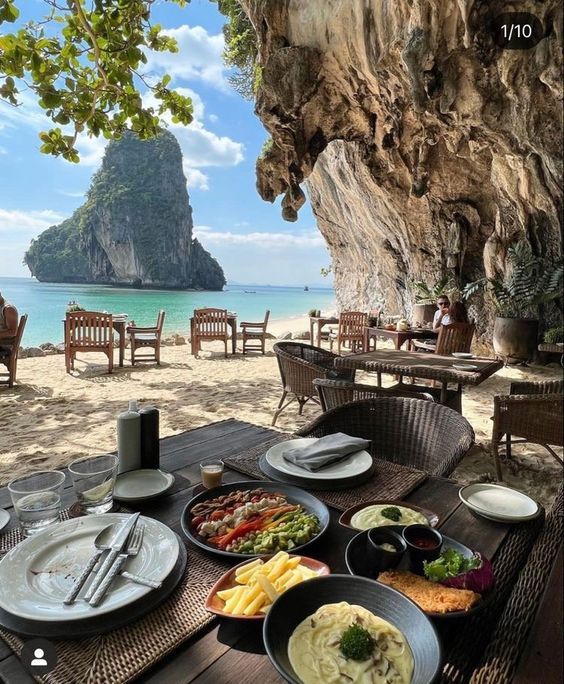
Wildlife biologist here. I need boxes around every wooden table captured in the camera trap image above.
[335,349,503,405]
[0,419,554,683]
[62,317,127,367]
[309,316,338,347]
[364,326,438,351]
[189,315,237,356]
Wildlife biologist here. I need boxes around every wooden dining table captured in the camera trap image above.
[309,315,338,347]
[364,326,438,351]
[0,419,556,683]
[335,349,504,406]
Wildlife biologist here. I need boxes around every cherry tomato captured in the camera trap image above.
[210,511,225,521]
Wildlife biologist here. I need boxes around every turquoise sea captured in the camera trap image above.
[0,277,335,347]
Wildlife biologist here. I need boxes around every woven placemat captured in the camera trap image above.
[0,512,230,684]
[224,435,427,511]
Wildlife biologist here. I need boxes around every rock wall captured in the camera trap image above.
[244,0,562,330]
[25,131,225,290]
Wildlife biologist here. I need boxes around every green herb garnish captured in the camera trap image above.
[423,548,481,582]
[339,623,375,661]
[381,506,402,522]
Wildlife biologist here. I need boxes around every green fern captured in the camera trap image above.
[414,275,456,303]
[463,240,563,318]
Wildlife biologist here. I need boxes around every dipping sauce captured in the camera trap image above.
[409,537,439,550]
[200,460,224,489]
[379,542,397,552]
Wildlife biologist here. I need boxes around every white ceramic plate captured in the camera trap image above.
[265,438,373,481]
[113,469,175,502]
[0,509,9,532]
[452,363,478,371]
[0,514,179,622]
[452,352,474,359]
[459,483,540,522]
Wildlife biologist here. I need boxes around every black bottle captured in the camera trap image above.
[139,406,160,469]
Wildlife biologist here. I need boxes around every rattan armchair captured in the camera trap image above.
[272,342,355,426]
[492,380,564,480]
[0,314,27,388]
[296,397,474,476]
[128,310,165,365]
[313,378,435,412]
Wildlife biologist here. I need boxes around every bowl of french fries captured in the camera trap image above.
[206,551,330,619]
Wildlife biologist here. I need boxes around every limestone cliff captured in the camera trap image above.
[25,131,225,290]
[242,0,562,332]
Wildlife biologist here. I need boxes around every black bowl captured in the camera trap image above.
[181,480,330,559]
[367,527,406,572]
[263,574,441,683]
[402,524,443,574]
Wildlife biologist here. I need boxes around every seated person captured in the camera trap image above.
[0,292,19,353]
[432,296,451,331]
[448,300,470,324]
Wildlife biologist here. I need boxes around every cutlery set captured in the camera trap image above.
[64,513,162,607]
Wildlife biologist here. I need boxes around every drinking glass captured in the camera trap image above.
[68,454,118,514]
[8,470,66,536]
[200,459,224,490]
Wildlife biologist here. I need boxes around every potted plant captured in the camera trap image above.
[412,275,456,325]
[463,240,563,362]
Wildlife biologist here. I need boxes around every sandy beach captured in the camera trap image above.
[0,315,561,508]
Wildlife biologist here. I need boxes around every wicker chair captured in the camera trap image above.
[241,310,270,355]
[0,314,27,388]
[491,380,564,480]
[470,486,562,683]
[128,310,165,366]
[65,311,114,373]
[296,397,474,476]
[191,308,229,357]
[272,342,355,426]
[313,378,435,412]
[329,311,368,353]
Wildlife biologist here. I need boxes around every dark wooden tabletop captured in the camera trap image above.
[335,349,503,385]
[0,419,552,683]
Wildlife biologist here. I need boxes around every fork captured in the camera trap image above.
[90,524,153,606]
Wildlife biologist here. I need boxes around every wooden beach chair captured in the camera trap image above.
[65,311,114,373]
[329,311,368,353]
[191,308,229,357]
[241,310,270,355]
[0,314,28,388]
[128,310,165,365]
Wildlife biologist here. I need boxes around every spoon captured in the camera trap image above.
[64,521,156,605]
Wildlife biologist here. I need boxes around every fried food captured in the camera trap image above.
[378,569,481,613]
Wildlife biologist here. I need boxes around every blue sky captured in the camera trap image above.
[0,0,333,287]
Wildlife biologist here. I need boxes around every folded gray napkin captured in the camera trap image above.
[282,433,371,472]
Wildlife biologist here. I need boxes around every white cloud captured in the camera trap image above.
[0,145,7,155]
[57,190,85,198]
[193,227,325,249]
[208,114,219,123]
[183,165,209,191]
[0,208,65,235]
[145,25,227,91]
[74,134,108,167]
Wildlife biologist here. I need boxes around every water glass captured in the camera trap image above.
[69,454,118,514]
[200,459,224,490]
[8,470,66,537]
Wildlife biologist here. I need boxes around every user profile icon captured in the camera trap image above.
[21,639,57,675]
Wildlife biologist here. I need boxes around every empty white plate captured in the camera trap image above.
[452,352,474,359]
[0,509,9,532]
[452,363,478,371]
[459,483,540,522]
[114,469,175,502]
[265,438,373,481]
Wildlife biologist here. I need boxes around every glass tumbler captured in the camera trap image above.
[8,470,66,536]
[69,454,118,515]
[200,459,224,490]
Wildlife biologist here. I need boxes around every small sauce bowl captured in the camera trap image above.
[402,524,443,573]
[366,528,407,574]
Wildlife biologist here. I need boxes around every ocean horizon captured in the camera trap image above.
[0,276,335,347]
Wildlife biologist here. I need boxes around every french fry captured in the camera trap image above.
[235,565,263,584]
[266,556,290,582]
[235,559,262,576]
[216,586,240,601]
[224,585,245,612]
[243,593,266,616]
[256,574,279,602]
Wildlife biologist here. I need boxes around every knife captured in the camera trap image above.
[84,513,140,601]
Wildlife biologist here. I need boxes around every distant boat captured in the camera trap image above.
[244,290,256,294]
[304,285,309,291]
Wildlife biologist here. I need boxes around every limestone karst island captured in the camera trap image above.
[0,2,562,682]
[24,131,226,291]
